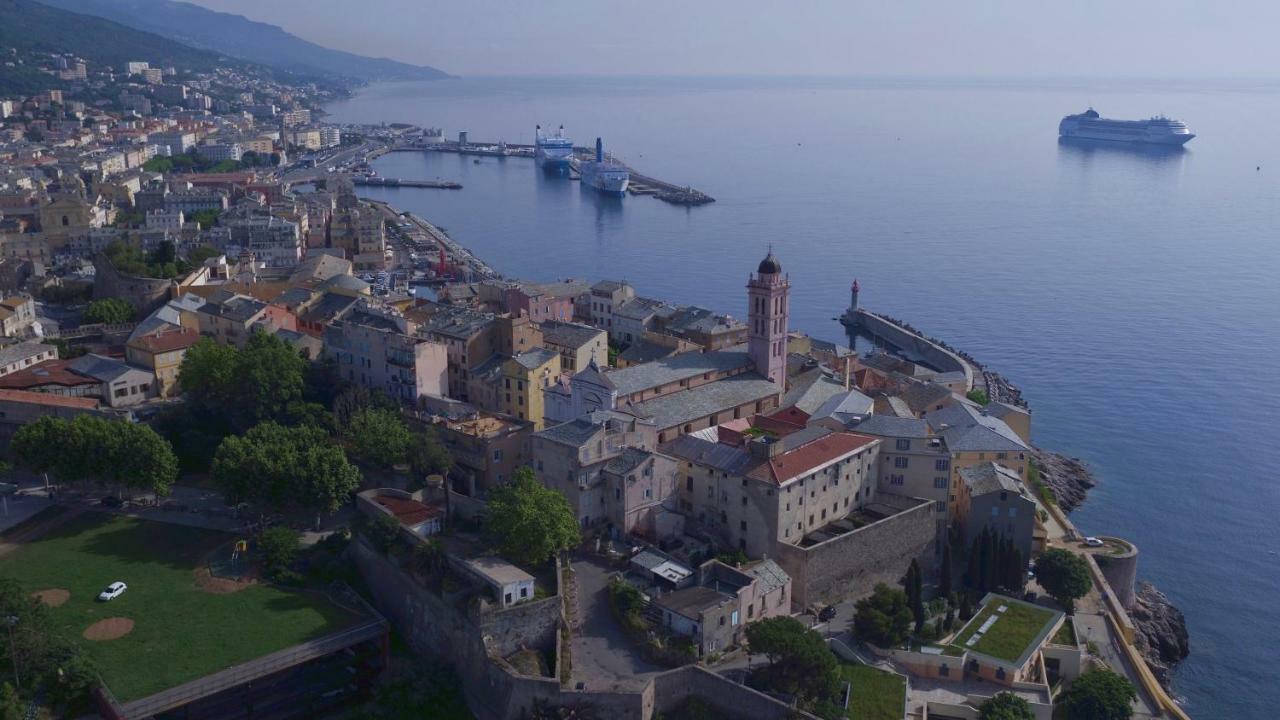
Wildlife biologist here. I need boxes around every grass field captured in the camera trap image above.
[0,512,359,702]
[953,597,1057,663]
[841,662,906,720]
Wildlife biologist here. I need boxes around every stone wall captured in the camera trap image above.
[92,254,175,317]
[1093,536,1138,610]
[772,493,936,608]
[650,666,815,720]
[849,309,972,384]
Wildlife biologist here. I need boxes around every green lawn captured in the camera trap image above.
[1051,618,1077,646]
[953,597,1057,663]
[0,513,359,702]
[841,662,906,720]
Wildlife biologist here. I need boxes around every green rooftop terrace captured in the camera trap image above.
[951,595,1059,664]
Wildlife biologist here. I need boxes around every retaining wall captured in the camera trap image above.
[773,493,936,608]
[1092,536,1139,610]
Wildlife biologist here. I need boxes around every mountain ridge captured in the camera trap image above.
[37,0,449,82]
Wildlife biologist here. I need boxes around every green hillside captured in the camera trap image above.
[0,0,272,94]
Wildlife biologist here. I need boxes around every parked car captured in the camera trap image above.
[0,482,18,496]
[97,581,127,601]
[1084,537,1105,548]
[100,496,124,508]
[818,605,838,622]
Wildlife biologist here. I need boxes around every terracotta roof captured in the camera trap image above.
[0,360,97,390]
[374,495,444,526]
[748,431,881,485]
[128,328,199,354]
[0,388,99,410]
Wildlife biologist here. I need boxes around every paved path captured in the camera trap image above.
[568,555,664,691]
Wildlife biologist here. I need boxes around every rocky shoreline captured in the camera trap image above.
[1131,583,1192,687]
[1030,449,1097,513]
[872,314,1191,691]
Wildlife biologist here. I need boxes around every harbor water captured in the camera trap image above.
[325,75,1280,718]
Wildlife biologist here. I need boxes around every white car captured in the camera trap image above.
[1084,537,1105,548]
[97,581,127,601]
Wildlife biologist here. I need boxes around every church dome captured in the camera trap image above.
[757,252,782,275]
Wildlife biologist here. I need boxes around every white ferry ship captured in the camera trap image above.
[535,125,573,173]
[1059,108,1195,146]
[580,137,629,196]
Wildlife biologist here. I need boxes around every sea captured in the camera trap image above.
[324,75,1280,718]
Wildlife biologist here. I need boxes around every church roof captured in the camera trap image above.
[573,359,615,391]
[757,251,782,275]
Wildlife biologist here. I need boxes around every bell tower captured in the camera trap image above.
[747,249,790,391]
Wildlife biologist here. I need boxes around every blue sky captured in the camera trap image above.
[188,0,1280,78]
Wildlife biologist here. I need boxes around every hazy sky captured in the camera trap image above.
[186,0,1279,78]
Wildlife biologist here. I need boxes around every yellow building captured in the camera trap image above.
[125,328,200,397]
[500,348,560,429]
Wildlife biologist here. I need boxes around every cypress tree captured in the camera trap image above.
[941,541,954,601]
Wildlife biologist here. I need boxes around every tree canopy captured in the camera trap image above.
[979,692,1035,720]
[408,429,453,483]
[743,616,840,705]
[1061,669,1136,720]
[1034,548,1093,611]
[11,415,178,495]
[81,297,134,324]
[212,422,360,516]
[345,408,413,469]
[853,582,913,648]
[486,467,579,566]
[179,332,307,430]
[0,577,99,707]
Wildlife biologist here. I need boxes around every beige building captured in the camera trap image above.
[540,320,607,373]
[500,347,559,429]
[125,327,200,397]
[0,295,36,337]
[324,304,448,404]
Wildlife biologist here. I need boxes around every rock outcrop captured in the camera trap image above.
[1130,582,1191,688]
[1031,449,1097,513]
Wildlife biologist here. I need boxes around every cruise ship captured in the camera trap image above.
[580,137,629,196]
[1058,108,1195,146]
[535,125,574,173]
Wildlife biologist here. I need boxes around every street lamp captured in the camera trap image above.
[6,615,18,691]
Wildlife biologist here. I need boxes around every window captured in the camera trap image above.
[894,457,908,469]
[731,610,739,626]
[895,439,910,451]
[493,449,503,461]
[996,667,1007,681]
[537,460,544,471]
[615,488,621,500]
[991,506,1000,517]
[686,477,693,491]
[939,664,950,677]
[890,474,904,486]
[739,520,747,531]
[748,604,754,619]
[936,501,947,512]
[719,616,725,627]
[741,496,748,506]
[934,477,947,489]
[520,587,528,598]
[935,459,950,471]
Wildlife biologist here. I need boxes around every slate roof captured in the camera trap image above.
[617,339,680,366]
[606,349,751,397]
[960,462,1026,496]
[572,360,615,391]
[614,296,668,321]
[419,305,495,340]
[781,369,848,414]
[0,342,55,367]
[605,447,653,476]
[511,347,558,370]
[536,415,605,447]
[653,585,732,620]
[630,374,778,430]
[926,403,1030,452]
[540,321,603,349]
[745,558,791,596]
[848,414,931,439]
[197,294,266,323]
[901,382,954,413]
[298,292,359,324]
[67,354,136,383]
[661,434,755,475]
[810,388,875,425]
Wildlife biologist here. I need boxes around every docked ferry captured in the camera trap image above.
[580,137,629,196]
[535,125,574,173]
[1058,108,1195,146]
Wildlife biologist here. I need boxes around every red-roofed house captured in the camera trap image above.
[355,488,445,539]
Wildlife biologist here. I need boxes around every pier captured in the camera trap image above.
[388,138,715,206]
[352,176,461,190]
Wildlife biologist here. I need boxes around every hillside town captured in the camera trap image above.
[0,31,1186,720]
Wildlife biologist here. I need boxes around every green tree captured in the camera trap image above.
[905,559,925,633]
[187,209,221,230]
[853,583,913,648]
[966,388,990,405]
[11,416,177,496]
[1034,548,1093,612]
[186,244,223,264]
[81,297,134,324]
[408,429,453,481]
[979,692,1035,720]
[178,337,238,411]
[346,408,413,468]
[743,616,839,704]
[258,526,300,578]
[486,467,579,566]
[1061,669,1136,720]
[0,578,98,707]
[941,541,954,600]
[212,422,360,517]
[237,331,307,426]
